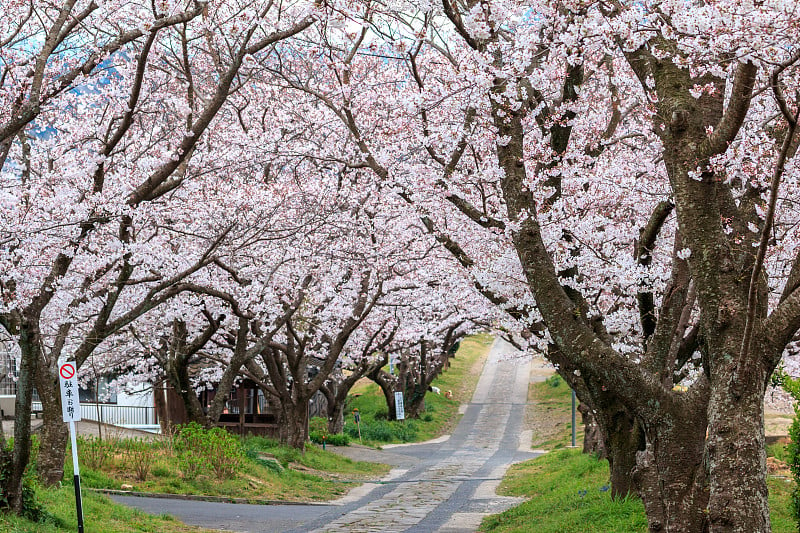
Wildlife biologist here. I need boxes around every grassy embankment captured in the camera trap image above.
[3,430,387,532]
[482,375,795,532]
[73,434,387,501]
[342,333,494,445]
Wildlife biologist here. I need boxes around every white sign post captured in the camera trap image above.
[394,391,405,421]
[59,362,84,533]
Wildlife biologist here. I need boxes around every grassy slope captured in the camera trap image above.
[482,449,647,533]
[74,436,388,502]
[345,333,493,445]
[483,373,796,532]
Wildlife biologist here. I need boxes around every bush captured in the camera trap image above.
[0,438,54,524]
[774,367,800,530]
[309,431,349,446]
[345,419,418,443]
[77,436,115,470]
[174,423,245,480]
[120,438,155,481]
[545,375,562,388]
[204,428,245,480]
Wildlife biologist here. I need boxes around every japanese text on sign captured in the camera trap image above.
[59,362,81,422]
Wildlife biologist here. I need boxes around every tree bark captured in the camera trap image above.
[33,362,69,486]
[578,402,606,458]
[706,366,769,532]
[4,325,38,513]
[279,399,309,449]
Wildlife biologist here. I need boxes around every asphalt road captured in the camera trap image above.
[112,338,540,532]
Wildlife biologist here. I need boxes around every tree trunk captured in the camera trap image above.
[633,397,709,533]
[578,403,606,458]
[406,383,426,418]
[327,401,344,434]
[279,400,308,450]
[320,385,345,434]
[369,369,397,420]
[166,363,206,425]
[4,327,38,513]
[34,363,68,486]
[595,402,644,499]
[706,375,769,532]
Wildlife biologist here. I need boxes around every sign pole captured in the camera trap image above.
[571,389,577,448]
[59,362,84,533]
[353,409,362,444]
[69,420,84,533]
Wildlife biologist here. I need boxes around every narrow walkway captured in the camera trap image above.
[113,338,540,532]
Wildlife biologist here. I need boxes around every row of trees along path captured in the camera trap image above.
[3,2,800,532]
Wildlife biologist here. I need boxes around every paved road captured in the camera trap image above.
[113,338,540,532]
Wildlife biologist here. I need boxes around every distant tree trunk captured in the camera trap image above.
[279,399,308,449]
[369,367,397,420]
[578,402,606,458]
[165,361,205,425]
[320,384,344,434]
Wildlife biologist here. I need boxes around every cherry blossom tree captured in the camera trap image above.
[0,0,317,511]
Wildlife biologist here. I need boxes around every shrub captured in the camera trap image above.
[77,435,114,470]
[120,438,155,481]
[205,428,245,480]
[174,423,245,480]
[308,417,328,433]
[309,431,350,446]
[545,375,562,388]
[345,419,418,443]
[0,438,53,523]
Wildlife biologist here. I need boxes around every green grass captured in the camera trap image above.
[482,449,646,532]
[0,485,213,532]
[345,333,493,445]
[68,434,388,502]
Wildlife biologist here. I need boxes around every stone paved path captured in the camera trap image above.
[113,338,540,532]
[297,337,539,533]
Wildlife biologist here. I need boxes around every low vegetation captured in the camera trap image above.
[344,333,493,445]
[70,428,387,502]
[0,484,214,533]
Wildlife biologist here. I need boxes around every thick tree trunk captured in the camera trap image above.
[592,398,643,498]
[406,383,427,418]
[327,401,344,434]
[369,369,397,420]
[633,399,709,533]
[166,363,206,425]
[279,400,308,450]
[706,376,769,532]
[34,363,68,486]
[4,329,38,513]
[320,385,345,434]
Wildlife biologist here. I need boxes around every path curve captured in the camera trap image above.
[112,338,540,532]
